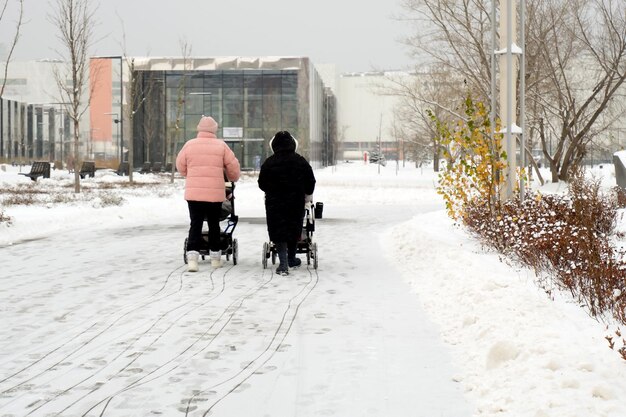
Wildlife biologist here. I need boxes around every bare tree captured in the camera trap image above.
[532,0,626,181]
[0,0,24,98]
[122,56,143,183]
[49,0,97,193]
[141,73,159,166]
[380,67,465,170]
[400,0,626,182]
[168,38,192,183]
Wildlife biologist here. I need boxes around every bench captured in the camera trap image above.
[152,161,162,172]
[116,161,129,176]
[139,162,151,174]
[19,161,51,181]
[79,161,96,179]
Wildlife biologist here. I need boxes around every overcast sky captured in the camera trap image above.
[1,0,414,73]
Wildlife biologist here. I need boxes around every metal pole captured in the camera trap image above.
[519,0,526,202]
[490,0,497,168]
[499,0,518,200]
[119,57,124,162]
[506,0,514,199]
[115,119,120,160]
[378,113,382,175]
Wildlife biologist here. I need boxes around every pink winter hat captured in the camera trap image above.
[197,116,218,133]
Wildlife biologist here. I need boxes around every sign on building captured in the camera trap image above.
[223,127,243,138]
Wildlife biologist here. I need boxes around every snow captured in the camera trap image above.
[0,161,625,416]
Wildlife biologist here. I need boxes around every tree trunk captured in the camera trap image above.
[433,143,440,172]
[73,118,81,193]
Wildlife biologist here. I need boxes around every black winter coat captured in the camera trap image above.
[258,135,316,243]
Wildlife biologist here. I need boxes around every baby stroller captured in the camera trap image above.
[262,200,323,270]
[183,182,239,265]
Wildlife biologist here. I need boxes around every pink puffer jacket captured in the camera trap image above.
[176,132,241,202]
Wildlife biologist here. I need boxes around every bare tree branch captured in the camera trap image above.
[0,0,23,98]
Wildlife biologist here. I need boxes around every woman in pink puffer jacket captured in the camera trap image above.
[176,116,240,272]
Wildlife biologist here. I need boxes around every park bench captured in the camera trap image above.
[19,161,51,181]
[79,161,96,179]
[116,162,129,176]
[152,161,162,172]
[139,162,151,174]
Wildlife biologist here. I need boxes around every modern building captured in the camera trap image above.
[90,56,337,170]
[2,58,421,168]
[0,60,77,163]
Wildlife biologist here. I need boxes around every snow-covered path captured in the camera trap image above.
[0,175,470,416]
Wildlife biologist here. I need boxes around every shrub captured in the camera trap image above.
[0,208,11,225]
[95,191,124,207]
[2,191,36,206]
[429,94,506,221]
[464,174,626,325]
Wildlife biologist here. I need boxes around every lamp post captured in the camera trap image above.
[104,112,121,161]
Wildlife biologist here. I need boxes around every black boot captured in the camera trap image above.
[288,241,301,268]
[276,242,289,276]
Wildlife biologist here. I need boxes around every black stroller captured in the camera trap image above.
[183,182,239,265]
[262,201,323,270]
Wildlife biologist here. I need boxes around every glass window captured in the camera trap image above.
[223,113,244,127]
[224,99,243,114]
[185,93,203,115]
[167,87,184,103]
[206,102,222,122]
[223,72,243,89]
[184,116,200,138]
[166,73,183,88]
[263,94,280,114]
[189,74,203,88]
[246,128,264,140]
[246,99,262,128]
[263,74,281,95]
[204,73,222,88]
[263,112,280,129]
[282,102,298,126]
[244,72,263,100]
[224,87,243,99]
[282,73,298,99]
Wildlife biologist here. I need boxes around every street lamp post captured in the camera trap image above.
[104,112,121,161]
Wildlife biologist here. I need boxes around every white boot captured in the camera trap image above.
[187,251,199,272]
[210,250,222,268]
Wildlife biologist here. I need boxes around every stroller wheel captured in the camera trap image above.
[183,238,189,264]
[313,242,318,269]
[262,242,269,269]
[233,239,238,265]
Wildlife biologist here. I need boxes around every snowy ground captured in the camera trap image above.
[0,161,625,417]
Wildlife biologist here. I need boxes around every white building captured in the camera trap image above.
[317,69,418,161]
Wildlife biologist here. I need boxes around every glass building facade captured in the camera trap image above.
[91,56,337,170]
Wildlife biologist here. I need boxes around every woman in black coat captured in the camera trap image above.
[258,131,316,275]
